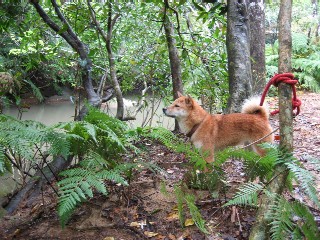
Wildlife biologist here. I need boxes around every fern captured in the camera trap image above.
[291,201,320,239]
[224,182,264,207]
[145,127,207,169]
[55,108,130,161]
[291,32,309,54]
[266,32,320,92]
[172,184,209,234]
[285,162,320,208]
[0,114,70,166]
[294,71,320,92]
[306,155,320,171]
[266,195,320,240]
[145,127,180,149]
[0,146,12,175]
[23,79,44,102]
[56,108,165,226]
[222,144,320,239]
[215,143,278,182]
[174,184,185,226]
[266,195,294,240]
[57,149,129,226]
[185,194,209,234]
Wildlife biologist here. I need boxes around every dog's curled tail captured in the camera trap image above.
[241,96,270,119]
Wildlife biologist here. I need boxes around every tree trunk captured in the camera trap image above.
[226,0,253,113]
[87,0,124,120]
[309,0,319,38]
[164,16,184,100]
[5,155,73,214]
[248,0,266,94]
[5,0,99,214]
[30,0,100,118]
[106,2,124,120]
[163,13,184,131]
[249,0,293,238]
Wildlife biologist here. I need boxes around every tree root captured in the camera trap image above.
[4,155,73,214]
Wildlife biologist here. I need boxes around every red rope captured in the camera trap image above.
[260,73,301,116]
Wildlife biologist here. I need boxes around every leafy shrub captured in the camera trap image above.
[0,114,69,176]
[266,32,320,92]
[0,107,163,227]
[55,107,163,226]
[223,144,320,239]
[148,127,320,237]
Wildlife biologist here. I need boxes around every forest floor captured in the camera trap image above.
[0,91,320,240]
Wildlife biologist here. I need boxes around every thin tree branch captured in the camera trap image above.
[50,0,78,40]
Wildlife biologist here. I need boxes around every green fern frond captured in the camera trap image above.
[79,181,94,198]
[0,147,12,175]
[224,182,263,207]
[58,167,108,226]
[286,162,320,208]
[99,124,126,151]
[215,144,278,182]
[291,201,320,239]
[86,176,107,194]
[59,167,91,179]
[0,114,70,162]
[56,119,127,159]
[245,143,279,181]
[0,150,5,174]
[292,227,304,240]
[79,150,110,169]
[185,194,209,234]
[43,129,70,158]
[84,106,129,135]
[306,156,320,171]
[146,127,180,149]
[145,127,207,169]
[96,169,128,186]
[57,149,162,227]
[266,197,320,240]
[23,79,44,102]
[174,184,185,225]
[294,71,320,92]
[160,181,169,197]
[292,32,308,54]
[82,122,98,143]
[266,195,293,240]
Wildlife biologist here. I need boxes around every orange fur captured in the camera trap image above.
[163,92,273,163]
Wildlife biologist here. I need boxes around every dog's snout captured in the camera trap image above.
[162,108,167,114]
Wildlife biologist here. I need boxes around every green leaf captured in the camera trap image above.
[192,0,205,11]
[57,23,68,34]
[224,182,263,207]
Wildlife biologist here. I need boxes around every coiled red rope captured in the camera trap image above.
[260,73,301,116]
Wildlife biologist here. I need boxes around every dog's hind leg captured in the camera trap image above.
[252,144,267,156]
[251,133,273,156]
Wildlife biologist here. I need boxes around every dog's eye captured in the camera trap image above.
[175,105,180,107]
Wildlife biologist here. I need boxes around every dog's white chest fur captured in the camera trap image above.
[178,121,190,134]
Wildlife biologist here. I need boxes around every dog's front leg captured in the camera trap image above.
[197,143,214,164]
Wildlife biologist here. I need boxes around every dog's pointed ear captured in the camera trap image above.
[177,91,183,98]
[185,95,194,108]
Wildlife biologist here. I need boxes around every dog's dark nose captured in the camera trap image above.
[162,108,167,114]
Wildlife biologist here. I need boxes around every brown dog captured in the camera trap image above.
[163,92,273,163]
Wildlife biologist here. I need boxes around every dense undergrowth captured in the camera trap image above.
[1,107,320,238]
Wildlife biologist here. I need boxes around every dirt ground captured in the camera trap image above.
[0,92,319,240]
